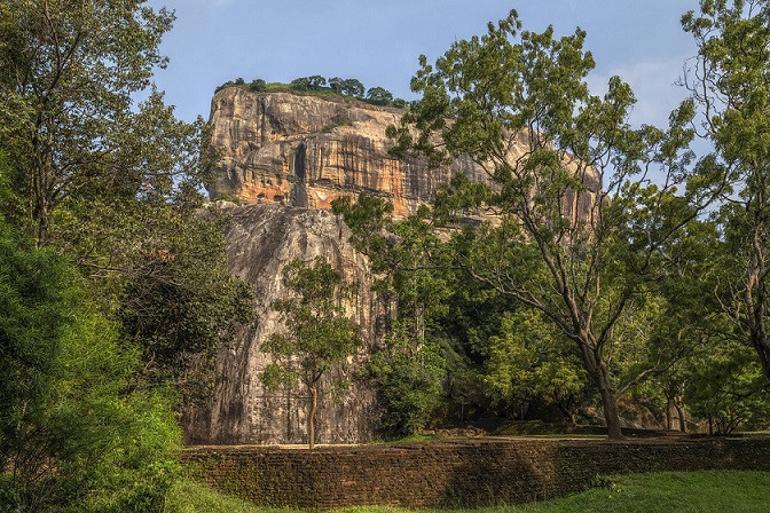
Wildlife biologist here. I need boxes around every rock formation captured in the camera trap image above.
[207,88,493,217]
[187,87,601,445]
[184,204,381,444]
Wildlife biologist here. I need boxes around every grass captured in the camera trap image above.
[167,471,770,513]
[167,479,277,513]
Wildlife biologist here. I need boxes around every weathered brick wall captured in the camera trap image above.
[182,438,770,508]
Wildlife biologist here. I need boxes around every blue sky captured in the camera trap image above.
[148,0,699,128]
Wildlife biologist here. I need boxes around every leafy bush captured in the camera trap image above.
[0,221,181,513]
[248,79,266,92]
[364,330,447,437]
[365,86,394,106]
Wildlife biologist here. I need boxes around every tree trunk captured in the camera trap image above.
[675,399,687,433]
[308,384,317,450]
[596,366,623,439]
[753,343,770,385]
[708,415,714,436]
[579,343,623,440]
[665,399,673,431]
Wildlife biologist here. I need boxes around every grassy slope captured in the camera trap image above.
[167,471,770,513]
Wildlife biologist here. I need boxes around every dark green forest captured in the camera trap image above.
[2,1,770,512]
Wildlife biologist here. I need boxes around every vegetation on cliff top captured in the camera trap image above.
[214,76,412,108]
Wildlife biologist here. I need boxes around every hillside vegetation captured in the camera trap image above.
[214,75,412,108]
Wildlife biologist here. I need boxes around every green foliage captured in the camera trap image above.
[215,78,242,93]
[342,78,365,97]
[366,86,394,106]
[216,75,409,107]
[290,75,328,90]
[684,342,770,434]
[262,258,361,385]
[387,8,725,437]
[166,479,278,513]
[0,0,254,406]
[107,204,254,402]
[328,77,364,97]
[248,79,267,92]
[364,330,446,436]
[0,0,209,243]
[0,222,181,513]
[334,195,465,433]
[260,257,361,447]
[484,310,586,423]
[681,0,770,384]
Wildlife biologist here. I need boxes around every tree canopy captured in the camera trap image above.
[260,257,362,449]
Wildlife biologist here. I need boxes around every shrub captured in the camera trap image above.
[0,222,182,513]
[248,79,266,92]
[364,331,446,437]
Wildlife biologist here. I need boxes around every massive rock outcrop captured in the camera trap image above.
[207,88,493,217]
[185,204,382,444]
[187,88,601,445]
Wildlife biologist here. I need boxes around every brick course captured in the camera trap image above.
[183,437,770,508]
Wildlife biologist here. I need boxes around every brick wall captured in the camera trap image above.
[183,438,770,508]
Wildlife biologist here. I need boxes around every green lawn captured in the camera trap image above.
[167,471,770,513]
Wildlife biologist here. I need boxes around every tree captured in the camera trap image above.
[248,78,267,92]
[334,197,459,433]
[340,78,365,97]
[93,202,254,404]
[682,0,770,383]
[328,76,343,93]
[0,212,180,513]
[259,257,361,449]
[0,0,209,245]
[0,1,253,400]
[363,328,446,436]
[389,11,724,438]
[366,86,395,106]
[484,310,587,426]
[684,341,770,434]
[392,98,411,109]
[290,75,327,91]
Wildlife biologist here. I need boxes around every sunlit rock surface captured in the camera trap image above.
[184,204,382,444]
[186,89,601,444]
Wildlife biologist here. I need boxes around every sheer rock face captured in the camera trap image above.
[207,88,490,217]
[208,88,600,221]
[184,204,382,445]
[189,89,601,445]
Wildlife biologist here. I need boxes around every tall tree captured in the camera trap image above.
[0,1,253,397]
[334,197,456,434]
[0,0,207,244]
[389,11,724,438]
[682,0,770,383]
[340,78,365,97]
[260,257,361,449]
[0,208,180,513]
